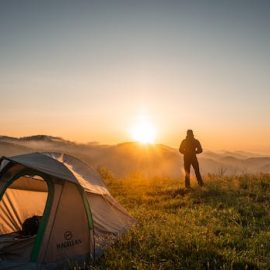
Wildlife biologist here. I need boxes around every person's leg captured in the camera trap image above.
[192,158,204,186]
[184,159,191,188]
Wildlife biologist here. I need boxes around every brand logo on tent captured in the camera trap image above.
[56,231,82,250]
[64,231,73,240]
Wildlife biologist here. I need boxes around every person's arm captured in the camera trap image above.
[196,140,203,154]
[179,140,185,154]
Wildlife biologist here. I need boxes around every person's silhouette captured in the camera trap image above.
[179,130,204,188]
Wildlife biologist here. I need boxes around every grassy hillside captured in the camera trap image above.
[92,174,270,270]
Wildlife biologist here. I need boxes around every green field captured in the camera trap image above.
[92,173,270,270]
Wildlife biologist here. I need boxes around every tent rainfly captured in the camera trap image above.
[0,152,135,269]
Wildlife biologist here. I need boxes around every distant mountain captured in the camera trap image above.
[0,136,20,143]
[0,135,270,178]
[20,135,65,142]
[0,141,33,156]
[0,135,71,144]
[91,142,180,178]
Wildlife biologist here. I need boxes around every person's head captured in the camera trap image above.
[186,129,194,138]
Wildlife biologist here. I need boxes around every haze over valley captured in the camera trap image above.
[1,135,269,179]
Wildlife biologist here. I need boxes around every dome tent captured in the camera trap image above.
[0,152,135,269]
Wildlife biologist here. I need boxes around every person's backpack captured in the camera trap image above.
[21,215,42,236]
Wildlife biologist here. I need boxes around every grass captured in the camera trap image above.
[90,173,270,270]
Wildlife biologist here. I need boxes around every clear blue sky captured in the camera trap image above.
[0,1,270,152]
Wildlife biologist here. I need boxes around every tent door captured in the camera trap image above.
[0,170,52,262]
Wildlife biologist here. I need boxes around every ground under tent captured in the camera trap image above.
[0,152,135,269]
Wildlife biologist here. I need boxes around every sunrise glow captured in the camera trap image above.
[130,119,156,144]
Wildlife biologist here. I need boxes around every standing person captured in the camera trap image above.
[179,130,204,188]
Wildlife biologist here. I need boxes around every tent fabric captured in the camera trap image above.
[87,193,133,234]
[7,176,48,192]
[0,233,35,262]
[0,180,48,234]
[44,152,109,195]
[0,159,9,172]
[0,152,135,269]
[40,182,91,263]
[37,181,64,262]
[5,153,78,184]
[42,153,134,233]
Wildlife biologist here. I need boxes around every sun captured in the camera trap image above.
[130,119,156,144]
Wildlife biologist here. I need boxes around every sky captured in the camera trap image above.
[0,1,270,153]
